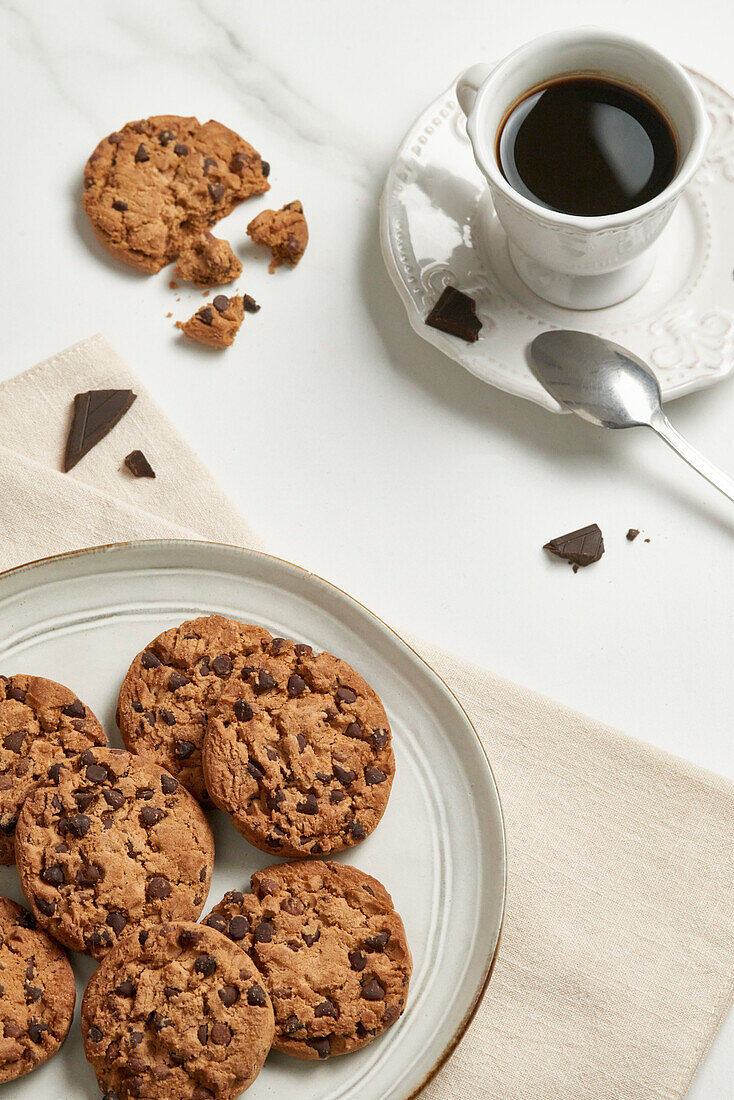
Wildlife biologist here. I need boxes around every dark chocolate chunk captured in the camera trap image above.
[211,654,232,677]
[361,978,386,1001]
[124,450,156,478]
[246,984,266,1007]
[626,528,640,541]
[543,523,605,568]
[425,286,482,343]
[261,160,271,178]
[194,953,217,976]
[307,1036,331,1058]
[63,389,137,472]
[234,699,253,722]
[134,144,149,163]
[197,307,214,326]
[212,295,230,313]
[146,876,171,900]
[174,142,189,156]
[62,698,86,718]
[287,673,306,697]
[227,915,249,940]
[242,294,260,313]
[208,182,225,202]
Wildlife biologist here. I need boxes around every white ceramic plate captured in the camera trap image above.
[0,540,505,1100]
[380,68,734,412]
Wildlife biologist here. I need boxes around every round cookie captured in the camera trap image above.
[202,637,395,857]
[15,747,214,958]
[203,860,411,1059]
[81,920,275,1100]
[116,615,273,801]
[0,674,106,865]
[0,896,76,1083]
[83,114,270,273]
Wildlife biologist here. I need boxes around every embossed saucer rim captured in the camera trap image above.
[380,67,734,413]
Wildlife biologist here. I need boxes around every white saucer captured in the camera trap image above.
[380,69,734,413]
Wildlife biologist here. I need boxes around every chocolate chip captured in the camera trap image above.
[193,1088,214,1100]
[131,701,143,713]
[3,730,26,753]
[254,920,275,943]
[125,1077,143,1096]
[365,930,390,951]
[16,909,36,929]
[103,787,125,809]
[108,132,124,144]
[371,729,389,750]
[161,773,178,795]
[266,789,285,811]
[345,722,363,739]
[62,698,86,718]
[247,759,264,781]
[87,928,111,950]
[158,129,174,145]
[315,999,337,1018]
[287,673,306,697]
[106,912,127,938]
[307,1036,331,1058]
[174,739,195,759]
[25,984,43,1003]
[336,686,357,704]
[197,307,214,325]
[218,984,239,1007]
[208,182,225,202]
[230,152,252,174]
[168,671,190,691]
[35,897,55,917]
[76,864,101,886]
[361,978,386,1001]
[296,733,306,753]
[334,765,356,787]
[204,912,227,934]
[114,979,136,997]
[194,953,217,976]
[261,160,271,177]
[281,896,305,916]
[139,930,149,945]
[67,813,91,837]
[6,685,26,702]
[202,156,217,175]
[210,654,232,678]
[72,788,95,811]
[365,765,387,785]
[212,294,230,313]
[197,1023,209,1044]
[163,986,180,999]
[88,1025,103,1043]
[302,929,320,947]
[41,864,64,886]
[242,294,260,313]
[210,1021,232,1046]
[136,787,154,800]
[330,789,346,804]
[178,928,200,948]
[86,763,108,784]
[228,915,249,940]
[124,449,156,478]
[134,144,149,163]
[257,669,277,692]
[149,1011,171,1030]
[140,650,161,669]
[146,876,171,900]
[283,1014,303,1034]
[140,805,165,827]
[348,819,366,841]
[246,984,266,1007]
[174,142,189,156]
[159,708,176,726]
[234,699,253,722]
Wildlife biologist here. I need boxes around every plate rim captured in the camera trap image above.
[0,537,507,1099]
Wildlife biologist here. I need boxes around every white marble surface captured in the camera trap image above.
[0,0,731,1094]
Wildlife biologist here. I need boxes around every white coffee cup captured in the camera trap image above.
[457,28,710,309]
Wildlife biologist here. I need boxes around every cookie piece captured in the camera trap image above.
[177,295,246,349]
[117,616,273,801]
[0,896,76,1083]
[247,200,308,271]
[83,115,269,273]
[204,861,411,1059]
[15,748,214,958]
[174,231,243,287]
[81,920,274,1100]
[202,637,395,857]
[0,675,106,865]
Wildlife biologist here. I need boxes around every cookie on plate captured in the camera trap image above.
[81,920,274,1100]
[116,615,272,801]
[0,896,76,1084]
[202,637,395,857]
[204,860,411,1059]
[247,200,308,271]
[15,747,214,958]
[176,295,246,349]
[83,115,270,273]
[0,674,106,864]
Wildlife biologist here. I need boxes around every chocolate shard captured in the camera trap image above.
[425,286,482,343]
[124,450,156,479]
[626,528,640,541]
[543,524,604,567]
[64,390,137,472]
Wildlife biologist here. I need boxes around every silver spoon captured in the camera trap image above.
[530,329,734,504]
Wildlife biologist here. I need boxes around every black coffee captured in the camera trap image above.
[496,76,678,216]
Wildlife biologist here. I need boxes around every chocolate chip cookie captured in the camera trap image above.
[176,295,245,349]
[204,860,411,1059]
[202,637,395,858]
[15,747,214,959]
[81,920,274,1100]
[0,674,106,865]
[116,616,272,801]
[174,232,242,287]
[0,896,76,1083]
[83,115,270,273]
[247,200,308,271]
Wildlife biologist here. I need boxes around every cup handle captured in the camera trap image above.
[456,62,495,116]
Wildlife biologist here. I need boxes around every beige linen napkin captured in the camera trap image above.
[2,336,732,1100]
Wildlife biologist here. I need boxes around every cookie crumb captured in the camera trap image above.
[174,231,242,288]
[247,200,308,272]
[169,279,178,289]
[166,311,172,318]
[177,295,246,349]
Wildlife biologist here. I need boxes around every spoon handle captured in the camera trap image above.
[650,411,734,504]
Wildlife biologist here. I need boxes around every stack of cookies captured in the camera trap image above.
[0,615,411,1097]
